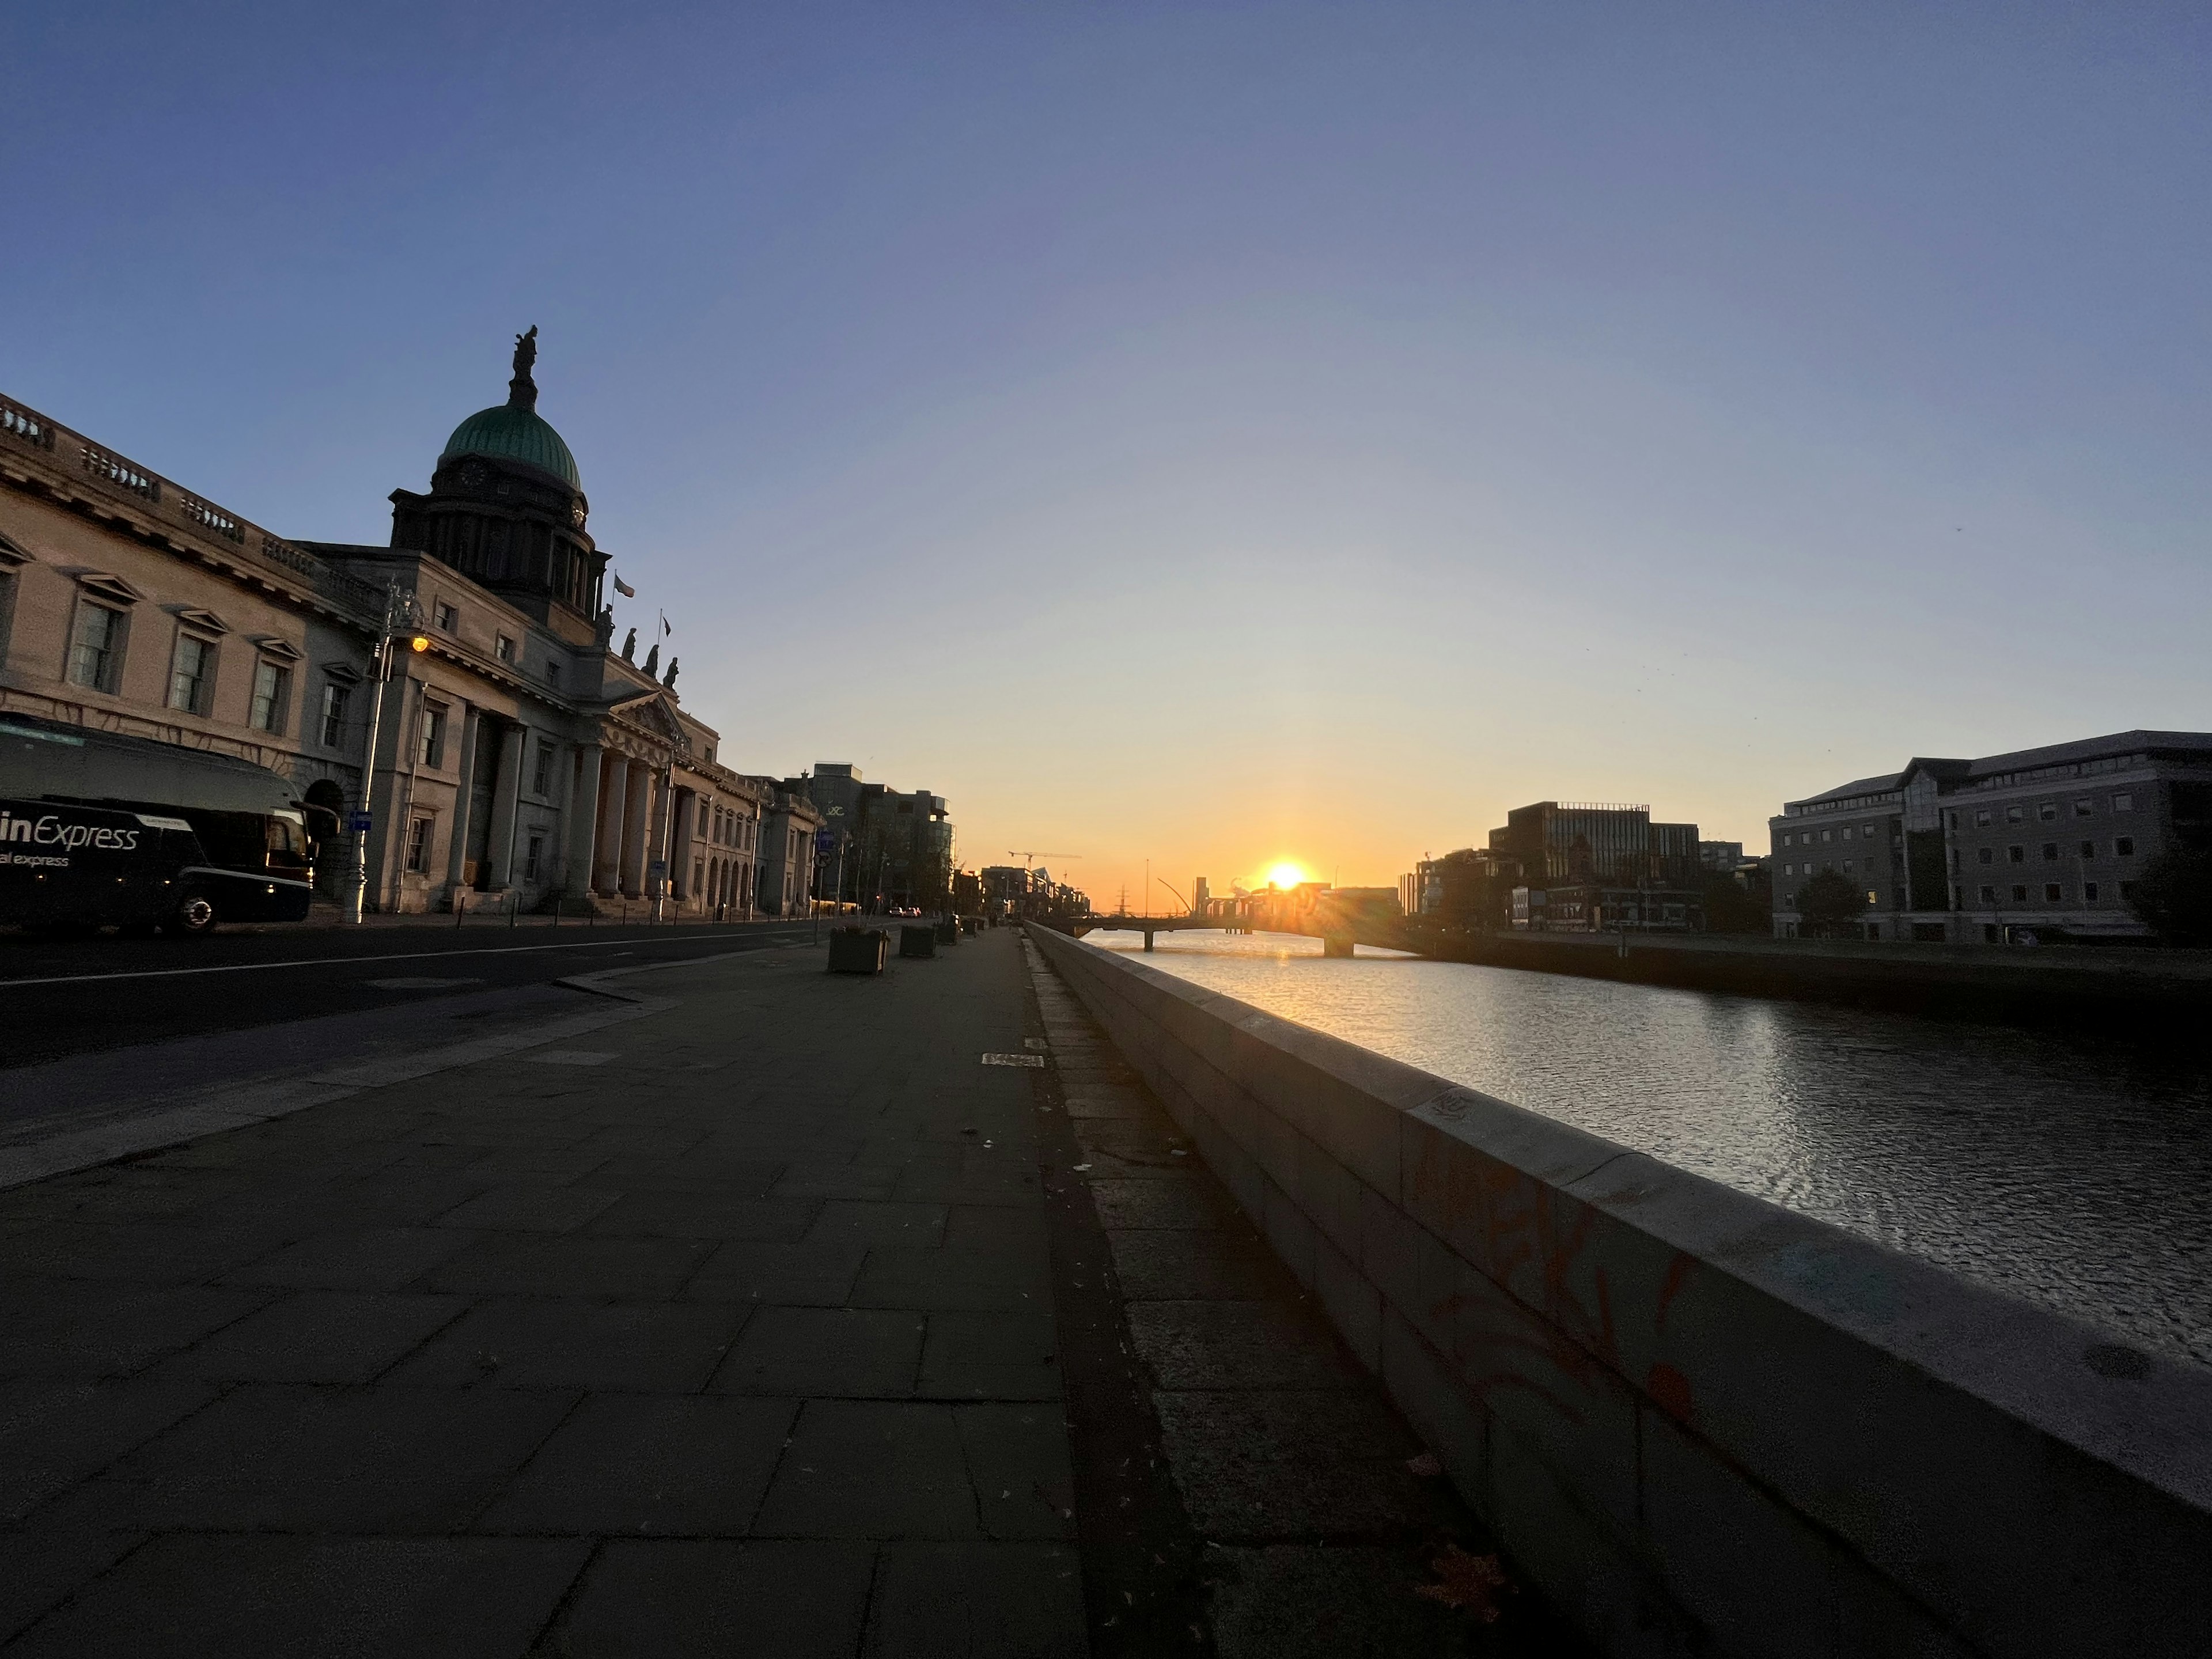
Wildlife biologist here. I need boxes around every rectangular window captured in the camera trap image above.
[2006,805,2024,823]
[1979,885,1997,903]
[2085,882,2100,903]
[434,601,457,631]
[1820,829,1832,843]
[67,601,126,692]
[1865,889,1877,906]
[2037,803,2057,821]
[546,661,560,688]
[404,816,434,873]
[2011,885,2028,902]
[2079,840,2096,859]
[320,681,350,747]
[2044,884,2063,903]
[167,633,216,714]
[1842,859,1853,873]
[2008,845,2025,863]
[1974,809,1990,827]
[2116,837,2135,858]
[2112,792,2134,812]
[249,660,290,733]
[532,740,554,797]
[2074,800,2093,817]
[495,634,515,663]
[418,703,448,769]
[524,834,544,882]
[1842,826,1854,842]
[1977,847,1993,865]
[2040,842,2058,862]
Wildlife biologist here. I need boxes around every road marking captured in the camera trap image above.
[982,1052,1046,1067]
[527,1050,619,1066]
[364,976,486,990]
[0,929,815,990]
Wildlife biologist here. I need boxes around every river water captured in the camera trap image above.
[1080,929,2212,1369]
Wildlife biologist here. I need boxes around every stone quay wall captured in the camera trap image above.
[1026,925,2212,1659]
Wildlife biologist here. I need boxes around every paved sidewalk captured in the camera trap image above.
[1022,938,1586,1659]
[2,931,1077,1656]
[1,927,1581,1656]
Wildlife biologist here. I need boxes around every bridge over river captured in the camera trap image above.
[1058,908,2212,1024]
[1067,908,1406,957]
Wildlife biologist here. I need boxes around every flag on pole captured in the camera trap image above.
[659,611,671,637]
[612,573,636,598]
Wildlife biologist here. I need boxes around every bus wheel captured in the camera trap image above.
[171,894,219,937]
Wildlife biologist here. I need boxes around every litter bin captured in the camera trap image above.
[828,927,888,974]
[934,916,960,946]
[899,925,937,959]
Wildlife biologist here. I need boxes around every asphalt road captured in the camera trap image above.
[0,918,826,1067]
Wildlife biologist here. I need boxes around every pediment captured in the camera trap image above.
[168,605,232,636]
[250,635,304,664]
[0,532,28,567]
[66,570,145,605]
[609,691,691,754]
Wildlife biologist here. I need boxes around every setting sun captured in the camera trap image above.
[1264,861,1309,891]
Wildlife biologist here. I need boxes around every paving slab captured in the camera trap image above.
[539,1539,875,1658]
[0,926,1593,1654]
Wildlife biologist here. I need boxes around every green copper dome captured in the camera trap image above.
[440,403,581,490]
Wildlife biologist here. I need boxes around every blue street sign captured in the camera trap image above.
[814,827,838,854]
[347,811,373,832]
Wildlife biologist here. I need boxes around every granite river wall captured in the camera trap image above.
[1027,923,2212,1659]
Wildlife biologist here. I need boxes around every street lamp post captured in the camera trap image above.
[348,583,419,925]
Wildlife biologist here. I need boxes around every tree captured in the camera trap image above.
[1700,869,1770,934]
[1794,868,1865,939]
[2127,847,2212,946]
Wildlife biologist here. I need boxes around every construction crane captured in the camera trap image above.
[1008,851,1081,869]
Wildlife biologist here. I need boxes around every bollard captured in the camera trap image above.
[510,890,519,929]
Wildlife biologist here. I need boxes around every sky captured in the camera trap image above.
[6,1,2208,906]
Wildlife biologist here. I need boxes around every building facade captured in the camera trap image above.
[0,336,810,917]
[1769,732,2212,942]
[796,764,953,912]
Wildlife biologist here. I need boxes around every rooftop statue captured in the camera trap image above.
[620,626,637,662]
[596,605,615,645]
[507,324,540,411]
[664,656,679,690]
[643,642,660,676]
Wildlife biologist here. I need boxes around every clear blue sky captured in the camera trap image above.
[7,2,2207,898]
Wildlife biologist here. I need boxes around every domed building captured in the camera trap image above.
[0,332,821,920]
[387,327,608,647]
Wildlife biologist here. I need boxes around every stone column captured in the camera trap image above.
[593,752,628,895]
[484,721,525,889]
[669,789,695,903]
[361,672,412,912]
[619,760,653,897]
[562,742,602,899]
[442,705,481,897]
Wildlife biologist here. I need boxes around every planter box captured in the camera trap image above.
[827,928,888,974]
[934,916,960,946]
[899,925,937,959]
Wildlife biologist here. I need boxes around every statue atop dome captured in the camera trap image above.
[507,325,540,412]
